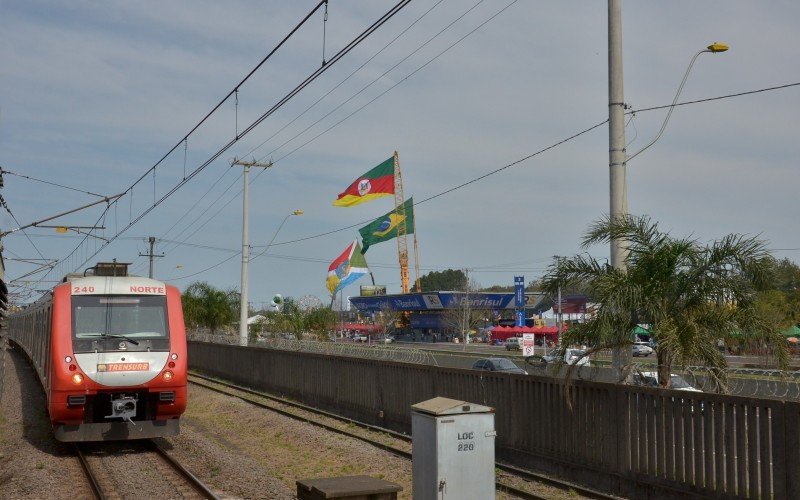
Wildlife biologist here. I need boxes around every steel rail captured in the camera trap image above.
[72,444,106,500]
[149,440,220,500]
[188,373,618,500]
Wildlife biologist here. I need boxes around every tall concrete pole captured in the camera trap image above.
[609,0,627,267]
[234,158,272,346]
[139,236,164,279]
[240,164,251,346]
[608,0,630,377]
[148,237,156,279]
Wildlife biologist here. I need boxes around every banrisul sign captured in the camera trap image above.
[350,292,514,312]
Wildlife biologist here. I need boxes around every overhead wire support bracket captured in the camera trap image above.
[0,192,125,238]
[322,0,329,66]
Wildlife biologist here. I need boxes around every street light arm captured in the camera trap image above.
[250,210,303,262]
[627,49,708,163]
[250,215,291,262]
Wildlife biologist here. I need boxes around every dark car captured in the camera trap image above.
[471,358,527,375]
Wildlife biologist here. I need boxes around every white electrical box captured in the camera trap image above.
[411,397,496,500]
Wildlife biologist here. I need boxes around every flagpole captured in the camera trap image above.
[412,216,421,292]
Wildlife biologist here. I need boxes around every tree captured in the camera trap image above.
[268,297,306,338]
[772,258,800,294]
[373,304,403,340]
[418,269,467,292]
[306,307,337,340]
[439,272,490,346]
[541,214,788,388]
[182,282,239,334]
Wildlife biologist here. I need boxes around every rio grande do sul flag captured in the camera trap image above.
[333,156,395,207]
[326,240,369,295]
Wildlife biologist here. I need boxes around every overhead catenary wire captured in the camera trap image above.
[125,0,329,192]
[236,0,451,163]
[116,0,412,235]
[146,0,464,262]
[31,0,412,286]
[1,167,106,198]
[152,0,515,264]
[20,0,345,282]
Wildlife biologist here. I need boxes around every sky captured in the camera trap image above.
[2,0,799,308]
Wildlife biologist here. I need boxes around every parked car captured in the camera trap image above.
[471,358,527,375]
[505,337,521,351]
[376,335,394,344]
[538,348,589,366]
[632,371,704,413]
[632,372,701,392]
[632,342,654,357]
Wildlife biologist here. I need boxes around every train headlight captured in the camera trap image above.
[170,353,178,360]
[65,356,72,363]
[71,373,84,385]
[162,370,174,381]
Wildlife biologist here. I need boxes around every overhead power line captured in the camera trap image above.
[629,82,800,115]
[158,77,800,283]
[260,80,800,249]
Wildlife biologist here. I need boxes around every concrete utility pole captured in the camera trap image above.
[233,158,273,346]
[139,236,164,279]
[608,0,627,270]
[608,0,630,378]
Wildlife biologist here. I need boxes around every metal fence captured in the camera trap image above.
[188,340,800,498]
[187,332,440,366]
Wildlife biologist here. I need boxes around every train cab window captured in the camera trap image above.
[72,295,169,340]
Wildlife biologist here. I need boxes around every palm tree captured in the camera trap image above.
[541,214,787,388]
[182,282,238,334]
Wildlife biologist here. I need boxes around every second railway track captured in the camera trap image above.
[189,371,620,500]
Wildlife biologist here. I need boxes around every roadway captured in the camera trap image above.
[379,340,800,400]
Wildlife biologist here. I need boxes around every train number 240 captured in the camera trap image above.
[73,286,95,294]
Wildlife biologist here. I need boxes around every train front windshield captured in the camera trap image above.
[72,295,169,340]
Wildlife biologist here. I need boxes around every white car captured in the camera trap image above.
[633,372,701,392]
[540,348,589,366]
[632,342,654,357]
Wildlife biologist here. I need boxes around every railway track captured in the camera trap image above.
[189,372,620,500]
[74,439,219,500]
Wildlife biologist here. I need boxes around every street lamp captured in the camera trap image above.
[250,209,304,261]
[607,0,727,379]
[239,208,303,346]
[627,42,729,163]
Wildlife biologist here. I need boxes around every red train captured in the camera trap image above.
[7,262,187,441]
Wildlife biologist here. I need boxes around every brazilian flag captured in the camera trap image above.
[359,197,414,253]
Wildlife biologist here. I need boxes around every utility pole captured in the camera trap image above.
[608,0,630,378]
[139,236,164,278]
[233,157,273,346]
[553,256,563,341]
